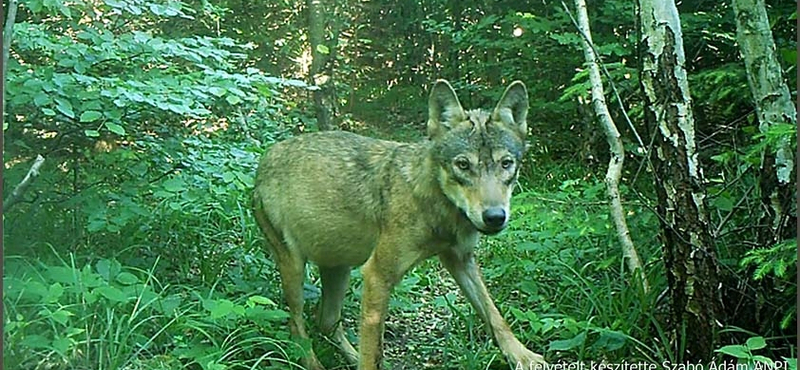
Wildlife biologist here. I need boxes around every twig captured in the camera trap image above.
[4,155,46,212]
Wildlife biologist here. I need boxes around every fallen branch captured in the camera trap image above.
[4,155,46,212]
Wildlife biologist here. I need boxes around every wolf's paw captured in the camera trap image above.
[506,347,547,369]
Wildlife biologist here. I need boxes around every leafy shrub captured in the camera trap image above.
[3,252,301,370]
[716,336,797,370]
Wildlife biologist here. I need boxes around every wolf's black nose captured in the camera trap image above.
[482,208,506,228]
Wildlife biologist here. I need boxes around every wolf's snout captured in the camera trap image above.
[482,208,507,229]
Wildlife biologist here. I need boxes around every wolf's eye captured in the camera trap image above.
[501,158,514,169]
[455,158,471,171]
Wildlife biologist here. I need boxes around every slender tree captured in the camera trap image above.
[637,0,723,362]
[570,0,648,292]
[3,0,19,123]
[732,0,796,243]
[307,0,337,131]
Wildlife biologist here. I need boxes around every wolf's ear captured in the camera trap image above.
[491,81,529,139]
[427,79,466,138]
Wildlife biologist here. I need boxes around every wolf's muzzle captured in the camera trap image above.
[478,207,507,234]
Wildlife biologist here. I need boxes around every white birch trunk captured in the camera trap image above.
[732,0,796,239]
[573,0,649,293]
[732,0,796,185]
[638,0,722,362]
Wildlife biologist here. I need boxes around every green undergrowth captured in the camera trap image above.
[4,139,795,369]
[3,249,305,370]
[373,174,665,368]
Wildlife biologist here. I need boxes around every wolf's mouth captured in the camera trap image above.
[477,226,504,235]
[456,206,506,235]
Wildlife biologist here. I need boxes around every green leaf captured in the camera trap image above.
[234,171,252,186]
[260,309,291,321]
[782,358,796,370]
[105,0,126,9]
[51,336,70,355]
[84,130,100,137]
[316,44,330,55]
[34,93,51,107]
[96,259,121,281]
[46,266,78,285]
[751,356,774,366]
[156,294,182,315]
[149,3,164,15]
[42,108,56,116]
[548,332,586,351]
[163,177,185,193]
[781,49,797,67]
[95,286,129,303]
[55,97,75,118]
[45,283,64,303]
[713,196,734,212]
[208,86,226,97]
[248,295,277,307]
[50,309,74,326]
[746,336,767,350]
[115,272,139,285]
[80,110,103,122]
[57,4,72,18]
[716,344,750,359]
[208,299,236,319]
[105,122,126,136]
[593,330,626,351]
[21,335,50,349]
[225,95,242,105]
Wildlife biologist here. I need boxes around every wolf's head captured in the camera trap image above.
[427,79,529,235]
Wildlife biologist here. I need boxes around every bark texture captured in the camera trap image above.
[637,0,723,362]
[732,0,796,243]
[573,0,648,292]
[307,0,336,131]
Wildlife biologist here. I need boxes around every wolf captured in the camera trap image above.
[252,79,546,370]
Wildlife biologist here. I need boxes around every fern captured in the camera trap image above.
[740,239,797,280]
[740,239,797,329]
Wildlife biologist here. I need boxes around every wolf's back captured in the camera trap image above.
[252,131,407,266]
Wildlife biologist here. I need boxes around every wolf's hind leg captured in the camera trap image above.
[253,207,325,370]
[318,265,359,365]
[275,247,325,370]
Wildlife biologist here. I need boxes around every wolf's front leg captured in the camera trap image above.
[358,257,390,370]
[358,236,431,370]
[439,249,546,369]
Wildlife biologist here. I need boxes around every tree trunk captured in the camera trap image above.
[307,0,336,131]
[572,0,649,293]
[637,0,723,362]
[732,0,796,243]
[3,0,19,124]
